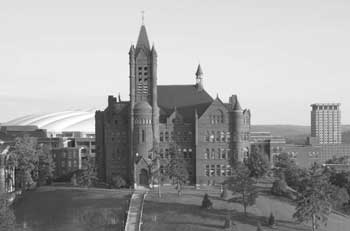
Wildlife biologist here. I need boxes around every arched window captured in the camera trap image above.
[142,130,145,143]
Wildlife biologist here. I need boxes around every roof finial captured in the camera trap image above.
[141,10,145,25]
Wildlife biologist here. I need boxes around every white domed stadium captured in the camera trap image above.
[4,110,95,133]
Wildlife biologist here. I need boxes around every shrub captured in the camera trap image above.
[201,193,213,209]
[268,213,275,227]
[111,175,127,189]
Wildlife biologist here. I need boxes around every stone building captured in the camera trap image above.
[95,23,251,187]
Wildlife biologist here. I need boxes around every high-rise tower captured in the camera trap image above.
[311,103,341,144]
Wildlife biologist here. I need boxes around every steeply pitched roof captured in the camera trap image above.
[157,85,213,121]
[157,85,213,109]
[136,25,150,51]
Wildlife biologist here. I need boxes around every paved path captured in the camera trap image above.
[125,188,148,231]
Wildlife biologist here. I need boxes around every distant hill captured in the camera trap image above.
[251,124,350,144]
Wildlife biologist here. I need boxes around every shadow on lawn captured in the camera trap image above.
[144,197,310,231]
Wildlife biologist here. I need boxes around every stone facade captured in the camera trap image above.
[95,23,251,186]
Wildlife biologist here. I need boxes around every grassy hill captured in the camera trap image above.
[251,124,350,144]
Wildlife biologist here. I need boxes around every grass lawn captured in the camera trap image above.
[142,186,350,231]
[13,186,131,231]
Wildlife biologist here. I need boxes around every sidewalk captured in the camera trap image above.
[125,188,148,231]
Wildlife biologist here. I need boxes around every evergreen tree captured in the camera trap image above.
[201,193,213,209]
[225,163,258,216]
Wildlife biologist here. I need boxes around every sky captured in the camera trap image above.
[0,0,349,125]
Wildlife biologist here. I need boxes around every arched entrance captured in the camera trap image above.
[139,169,149,186]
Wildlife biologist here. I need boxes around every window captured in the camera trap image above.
[216,131,220,142]
[160,165,164,174]
[183,149,187,158]
[226,132,231,142]
[204,149,209,159]
[165,132,169,142]
[221,149,226,159]
[159,148,164,158]
[142,130,145,143]
[115,120,118,125]
[205,165,210,176]
[68,161,72,168]
[165,149,169,159]
[221,165,226,176]
[210,165,215,176]
[205,131,210,142]
[210,131,215,142]
[226,165,232,176]
[61,161,65,167]
[221,131,225,142]
[216,165,221,176]
[160,132,164,142]
[211,149,215,159]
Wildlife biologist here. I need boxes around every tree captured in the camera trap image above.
[77,157,97,188]
[246,147,270,178]
[9,136,39,190]
[37,144,55,186]
[293,163,333,231]
[149,146,168,198]
[201,193,213,209]
[225,163,258,216]
[0,193,16,231]
[166,155,189,196]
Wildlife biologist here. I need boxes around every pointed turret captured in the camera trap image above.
[136,25,150,51]
[195,64,204,91]
[151,44,157,57]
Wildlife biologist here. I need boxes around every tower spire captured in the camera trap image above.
[141,10,145,25]
[195,64,204,91]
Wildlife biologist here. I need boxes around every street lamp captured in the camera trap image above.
[134,153,139,189]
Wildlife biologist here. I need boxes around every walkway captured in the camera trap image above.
[125,187,148,231]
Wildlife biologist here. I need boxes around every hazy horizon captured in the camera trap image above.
[1,0,350,125]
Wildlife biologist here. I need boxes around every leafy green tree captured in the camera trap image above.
[37,144,55,186]
[166,155,189,196]
[10,136,39,190]
[293,163,333,231]
[245,148,270,178]
[225,163,258,216]
[77,157,97,188]
[0,193,16,231]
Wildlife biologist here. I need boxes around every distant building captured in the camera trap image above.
[310,103,341,144]
[249,132,286,166]
[0,125,47,142]
[95,22,251,187]
[0,145,15,193]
